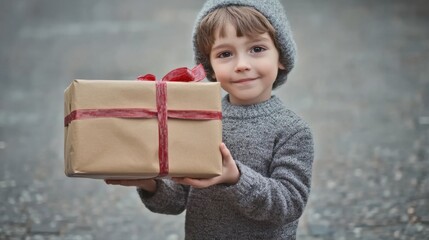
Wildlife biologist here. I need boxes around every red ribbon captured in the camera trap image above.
[65,64,221,177]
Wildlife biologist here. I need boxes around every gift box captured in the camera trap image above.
[64,65,223,179]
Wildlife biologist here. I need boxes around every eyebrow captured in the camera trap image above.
[211,43,231,52]
[249,35,271,43]
[211,34,272,52]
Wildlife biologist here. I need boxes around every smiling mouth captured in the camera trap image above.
[233,78,257,84]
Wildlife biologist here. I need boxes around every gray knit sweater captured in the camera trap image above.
[138,95,314,239]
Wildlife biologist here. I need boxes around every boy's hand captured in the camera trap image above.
[105,179,157,193]
[172,143,239,188]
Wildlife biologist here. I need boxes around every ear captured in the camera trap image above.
[279,62,286,70]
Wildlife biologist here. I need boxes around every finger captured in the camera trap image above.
[173,177,195,186]
[171,177,184,182]
[187,177,221,188]
[105,179,127,185]
[105,179,142,186]
[186,179,209,188]
[171,177,185,185]
[220,143,233,162]
[105,179,118,185]
[174,178,202,188]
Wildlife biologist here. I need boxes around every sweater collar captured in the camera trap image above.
[222,95,284,119]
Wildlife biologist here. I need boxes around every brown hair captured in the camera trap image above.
[195,6,279,60]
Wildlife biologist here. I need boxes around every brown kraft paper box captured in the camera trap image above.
[64,79,223,179]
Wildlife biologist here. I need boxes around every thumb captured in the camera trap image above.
[220,143,233,162]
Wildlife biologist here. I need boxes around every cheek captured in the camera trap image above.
[264,57,282,71]
[258,61,277,75]
[211,64,230,82]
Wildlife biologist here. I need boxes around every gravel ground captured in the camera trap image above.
[0,0,428,239]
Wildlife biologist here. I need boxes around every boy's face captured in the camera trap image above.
[209,23,284,105]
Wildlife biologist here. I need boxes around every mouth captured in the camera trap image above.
[233,78,257,84]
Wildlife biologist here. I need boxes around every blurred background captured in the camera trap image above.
[0,0,428,239]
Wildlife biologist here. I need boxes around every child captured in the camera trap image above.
[106,0,314,239]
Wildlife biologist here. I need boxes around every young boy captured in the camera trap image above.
[106,0,314,239]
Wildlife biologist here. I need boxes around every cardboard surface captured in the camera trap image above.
[64,80,222,179]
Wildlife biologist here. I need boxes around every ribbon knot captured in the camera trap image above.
[137,64,206,82]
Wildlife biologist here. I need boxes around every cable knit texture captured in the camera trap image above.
[138,95,314,239]
[192,0,297,89]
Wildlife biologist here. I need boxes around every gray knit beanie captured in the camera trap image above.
[192,0,297,89]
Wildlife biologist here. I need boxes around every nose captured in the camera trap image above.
[234,55,251,72]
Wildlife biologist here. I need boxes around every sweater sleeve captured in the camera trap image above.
[215,124,314,224]
[137,179,189,215]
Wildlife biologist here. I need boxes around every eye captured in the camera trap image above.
[250,46,266,53]
[217,51,232,58]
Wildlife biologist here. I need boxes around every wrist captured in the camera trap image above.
[226,164,240,185]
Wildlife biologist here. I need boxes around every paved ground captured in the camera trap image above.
[0,0,428,239]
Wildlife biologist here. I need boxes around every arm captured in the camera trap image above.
[177,125,314,224]
[138,179,190,215]
[105,178,190,215]
[219,126,314,224]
